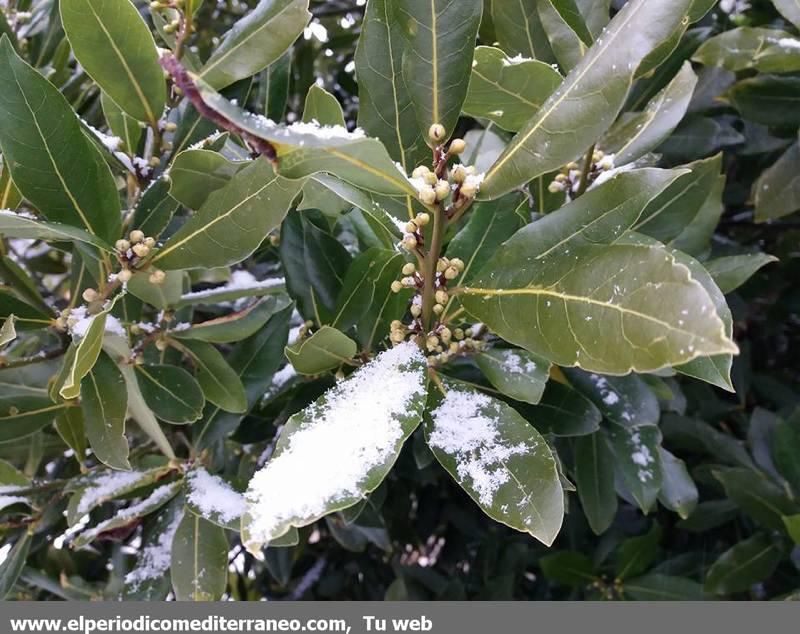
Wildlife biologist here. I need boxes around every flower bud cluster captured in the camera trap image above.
[425,324,486,367]
[548,149,615,196]
[398,211,431,253]
[115,230,165,285]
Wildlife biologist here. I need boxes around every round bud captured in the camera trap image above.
[144,237,156,248]
[436,258,449,273]
[548,182,564,194]
[454,328,464,340]
[435,290,449,305]
[410,304,422,317]
[554,173,568,183]
[391,330,406,343]
[164,122,178,132]
[401,276,416,288]
[117,269,133,283]
[402,235,418,251]
[155,338,169,352]
[402,263,416,276]
[450,257,465,271]
[449,139,466,155]
[405,221,418,234]
[426,335,439,349]
[391,320,403,330]
[433,304,444,315]
[391,281,404,293]
[423,172,438,186]
[129,230,145,244]
[132,243,150,258]
[82,288,98,302]
[567,162,579,171]
[434,180,450,201]
[149,156,161,167]
[415,213,430,227]
[269,234,280,247]
[411,165,430,179]
[444,266,459,280]
[460,182,477,198]
[428,123,446,144]
[115,239,131,252]
[418,187,437,206]
[149,269,166,285]
[452,165,467,184]
[440,328,452,343]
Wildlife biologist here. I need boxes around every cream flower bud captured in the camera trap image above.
[144,237,156,248]
[418,187,436,206]
[117,269,133,283]
[149,269,166,285]
[412,166,430,179]
[434,180,450,201]
[391,280,404,293]
[82,288,98,302]
[433,304,444,315]
[415,213,430,227]
[428,123,446,144]
[115,239,130,252]
[132,243,150,258]
[450,258,465,271]
[452,165,467,184]
[402,262,416,276]
[435,290,449,304]
[444,266,459,280]
[405,221,418,234]
[129,230,145,244]
[402,234,418,251]
[449,139,466,155]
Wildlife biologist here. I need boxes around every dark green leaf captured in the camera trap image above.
[523,381,601,437]
[713,467,799,531]
[754,142,800,222]
[285,326,357,375]
[175,295,290,343]
[574,430,617,534]
[179,340,247,414]
[624,574,707,600]
[608,424,663,513]
[0,532,31,599]
[474,348,551,405]
[135,364,205,424]
[81,351,130,469]
[657,447,698,520]
[704,533,782,595]
[539,551,596,587]
[705,253,778,294]
[728,76,800,128]
[168,149,245,210]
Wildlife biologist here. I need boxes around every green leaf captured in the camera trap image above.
[0,37,121,243]
[185,468,244,529]
[713,467,799,531]
[302,84,345,127]
[175,295,291,343]
[198,0,310,90]
[242,343,427,552]
[131,176,180,240]
[478,0,694,199]
[332,249,402,333]
[55,407,87,464]
[755,142,800,222]
[395,0,483,142]
[279,210,352,325]
[179,340,247,414]
[355,0,428,171]
[616,524,661,579]
[170,513,228,601]
[565,370,659,428]
[538,0,593,72]
[60,296,123,400]
[354,255,411,353]
[286,326,358,375]
[462,46,562,132]
[0,396,62,443]
[152,158,303,270]
[705,253,778,294]
[692,28,800,74]
[135,364,205,424]
[772,0,800,28]
[661,414,754,469]
[539,551,596,587]
[704,533,782,595]
[426,381,564,545]
[608,424,663,513]
[101,92,142,156]
[0,315,15,347]
[260,51,291,121]
[574,430,617,534]
[127,270,185,310]
[194,304,291,448]
[602,62,698,165]
[72,480,181,548]
[657,448,698,520]
[81,351,130,469]
[728,76,800,128]
[490,0,554,61]
[0,212,115,252]
[772,413,800,493]
[783,514,800,545]
[474,348,551,405]
[168,149,245,210]
[624,574,707,600]
[522,381,601,436]
[196,80,418,197]
[463,240,736,375]
[0,532,31,599]
[60,0,165,125]
[177,277,286,308]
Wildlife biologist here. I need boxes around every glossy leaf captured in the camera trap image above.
[602,62,698,165]
[152,158,302,270]
[168,150,245,210]
[355,0,427,171]
[522,381,601,437]
[135,364,205,424]
[199,0,310,90]
[101,92,142,155]
[728,76,800,128]
[0,37,121,242]
[0,315,15,347]
[54,407,87,464]
[127,270,184,310]
[539,551,596,587]
[754,142,800,222]
[608,424,663,513]
[285,326,358,375]
[616,524,661,579]
[395,0,483,141]
[462,46,562,132]
[332,249,402,333]
[478,0,694,199]
[60,303,117,400]
[81,351,130,469]
[772,413,800,493]
[174,295,290,343]
[704,533,782,595]
[574,430,617,534]
[0,212,115,253]
[0,395,65,443]
[474,348,551,405]
[0,532,31,599]
[490,0,554,61]
[657,447,698,520]
[242,343,427,551]
[624,574,706,600]
[171,512,229,601]
[179,340,247,414]
[131,177,180,240]
[566,370,660,428]
[705,253,778,294]
[538,0,593,72]
[692,28,800,74]
[60,0,165,124]
[713,467,799,531]
[302,84,345,127]
[426,382,564,545]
